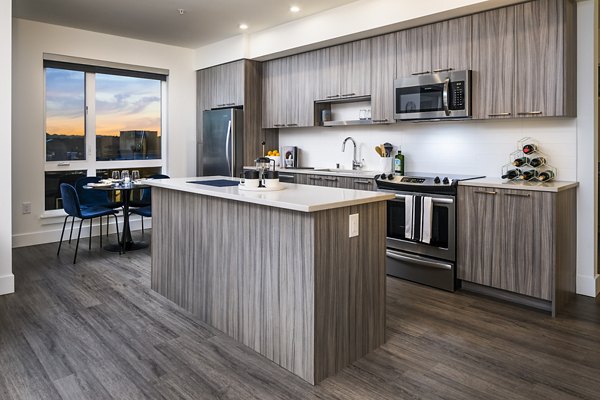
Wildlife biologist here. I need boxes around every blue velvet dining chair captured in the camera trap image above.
[74,176,122,245]
[57,183,121,264]
[130,174,170,234]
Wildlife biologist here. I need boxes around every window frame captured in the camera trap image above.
[42,63,168,217]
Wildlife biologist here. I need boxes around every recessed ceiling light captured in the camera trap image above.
[177,8,185,15]
[239,23,248,30]
[290,5,300,13]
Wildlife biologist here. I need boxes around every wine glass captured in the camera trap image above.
[132,170,140,182]
[121,170,130,183]
[111,171,120,181]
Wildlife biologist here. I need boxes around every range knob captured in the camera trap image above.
[442,177,450,185]
[379,173,387,180]
[387,174,394,180]
[434,176,441,184]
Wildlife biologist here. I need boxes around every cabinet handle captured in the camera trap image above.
[309,176,322,181]
[279,174,295,179]
[411,71,431,76]
[216,103,226,107]
[372,119,389,123]
[432,68,454,73]
[286,123,298,127]
[355,180,371,184]
[505,192,531,198]
[326,94,340,99]
[226,103,236,106]
[324,177,338,182]
[273,124,285,127]
[57,162,70,167]
[488,112,512,117]
[474,190,497,195]
[341,93,356,97]
[517,111,543,116]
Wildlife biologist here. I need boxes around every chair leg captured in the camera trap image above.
[100,216,103,248]
[106,215,110,238]
[57,215,69,256]
[68,216,75,243]
[141,216,144,235]
[89,218,93,250]
[74,219,84,264]
[113,214,121,255]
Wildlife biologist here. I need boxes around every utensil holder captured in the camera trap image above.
[379,157,393,173]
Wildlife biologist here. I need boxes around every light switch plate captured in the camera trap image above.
[349,213,359,237]
[22,202,31,214]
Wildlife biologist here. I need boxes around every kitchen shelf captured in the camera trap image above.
[323,119,376,127]
[315,95,371,105]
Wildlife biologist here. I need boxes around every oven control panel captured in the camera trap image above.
[376,174,452,185]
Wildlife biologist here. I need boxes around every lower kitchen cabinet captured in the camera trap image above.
[278,172,376,190]
[457,185,576,316]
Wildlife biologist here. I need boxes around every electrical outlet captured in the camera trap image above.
[349,213,359,237]
[22,202,32,214]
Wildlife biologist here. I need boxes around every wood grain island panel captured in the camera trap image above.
[151,186,387,384]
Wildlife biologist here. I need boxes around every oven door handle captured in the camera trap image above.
[442,78,450,116]
[394,194,454,205]
[386,250,453,270]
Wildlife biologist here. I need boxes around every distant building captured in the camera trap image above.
[118,130,160,160]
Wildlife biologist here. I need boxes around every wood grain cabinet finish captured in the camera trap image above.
[431,16,472,72]
[457,185,576,315]
[396,25,433,78]
[316,40,371,100]
[370,33,396,123]
[472,0,576,119]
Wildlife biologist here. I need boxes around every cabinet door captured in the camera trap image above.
[262,59,287,128]
[306,174,325,186]
[457,186,501,286]
[295,173,309,185]
[370,33,396,124]
[340,39,371,98]
[396,25,432,78]
[431,16,472,72]
[284,52,317,128]
[472,6,516,119]
[514,0,567,117]
[316,46,342,100]
[497,189,553,300]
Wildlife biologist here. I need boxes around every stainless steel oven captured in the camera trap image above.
[376,172,483,291]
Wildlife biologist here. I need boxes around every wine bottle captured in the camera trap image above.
[512,157,530,167]
[538,170,555,182]
[394,150,405,175]
[522,143,538,154]
[519,170,538,180]
[529,157,546,168]
[501,169,521,179]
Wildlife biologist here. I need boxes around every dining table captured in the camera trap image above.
[84,181,150,252]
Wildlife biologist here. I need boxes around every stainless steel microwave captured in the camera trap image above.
[394,70,472,121]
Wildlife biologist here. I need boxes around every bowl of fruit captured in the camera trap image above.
[266,150,281,167]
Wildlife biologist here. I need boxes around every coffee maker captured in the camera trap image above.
[282,146,298,169]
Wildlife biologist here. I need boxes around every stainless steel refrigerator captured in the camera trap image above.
[197,108,244,177]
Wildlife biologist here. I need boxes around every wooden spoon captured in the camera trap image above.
[375,146,384,157]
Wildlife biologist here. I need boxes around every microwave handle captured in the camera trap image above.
[442,78,450,116]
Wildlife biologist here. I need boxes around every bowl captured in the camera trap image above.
[267,155,281,167]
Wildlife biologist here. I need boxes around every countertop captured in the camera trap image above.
[243,166,380,179]
[145,176,394,212]
[458,177,578,192]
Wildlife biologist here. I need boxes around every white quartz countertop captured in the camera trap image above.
[145,177,394,212]
[243,166,380,179]
[458,177,578,192]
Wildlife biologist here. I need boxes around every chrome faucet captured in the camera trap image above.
[342,136,363,170]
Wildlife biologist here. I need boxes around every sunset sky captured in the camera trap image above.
[45,68,161,137]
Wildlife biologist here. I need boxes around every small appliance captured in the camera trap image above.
[282,146,299,168]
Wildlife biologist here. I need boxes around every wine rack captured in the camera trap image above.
[501,137,557,183]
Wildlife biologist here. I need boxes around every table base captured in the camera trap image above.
[104,241,149,253]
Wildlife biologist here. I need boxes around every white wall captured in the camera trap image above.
[12,19,196,247]
[575,0,599,297]
[0,0,14,295]
[280,119,577,179]
[195,0,523,69]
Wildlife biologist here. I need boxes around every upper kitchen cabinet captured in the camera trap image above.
[316,39,371,100]
[370,33,396,123]
[473,0,576,119]
[396,17,471,79]
[198,61,244,110]
[513,0,576,118]
[262,52,317,129]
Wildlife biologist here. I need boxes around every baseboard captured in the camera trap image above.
[12,217,152,248]
[0,274,15,295]
[576,274,599,297]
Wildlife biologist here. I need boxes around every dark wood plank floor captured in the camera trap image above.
[1,233,599,400]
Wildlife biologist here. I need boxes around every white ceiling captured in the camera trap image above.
[12,0,359,49]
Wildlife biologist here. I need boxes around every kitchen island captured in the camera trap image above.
[146,177,393,384]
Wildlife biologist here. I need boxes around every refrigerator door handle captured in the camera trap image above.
[225,120,232,176]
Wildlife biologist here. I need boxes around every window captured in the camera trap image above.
[44,60,167,211]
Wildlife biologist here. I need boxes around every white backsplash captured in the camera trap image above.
[278,118,577,181]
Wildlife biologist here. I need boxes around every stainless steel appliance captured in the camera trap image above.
[376,172,483,291]
[198,108,244,177]
[394,70,472,121]
[282,146,298,168]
